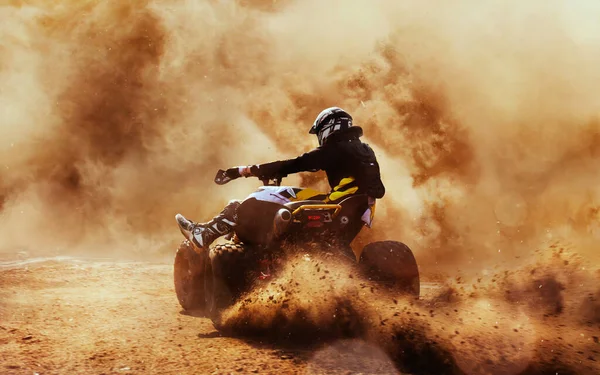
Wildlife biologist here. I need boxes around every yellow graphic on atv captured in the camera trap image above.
[247,177,359,204]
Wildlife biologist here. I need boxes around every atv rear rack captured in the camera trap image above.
[291,204,342,217]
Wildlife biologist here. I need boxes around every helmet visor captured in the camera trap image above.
[317,124,335,146]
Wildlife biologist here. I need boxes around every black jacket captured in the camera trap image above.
[251,127,385,198]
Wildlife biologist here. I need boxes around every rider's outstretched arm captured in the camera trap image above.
[215,148,328,185]
[240,148,327,180]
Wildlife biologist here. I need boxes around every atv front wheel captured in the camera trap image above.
[359,240,420,297]
[174,240,207,311]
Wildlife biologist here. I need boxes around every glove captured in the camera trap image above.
[214,166,256,185]
[214,168,241,185]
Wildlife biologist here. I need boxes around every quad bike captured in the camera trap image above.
[174,170,420,322]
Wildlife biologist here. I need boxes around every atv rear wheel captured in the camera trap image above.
[174,240,207,311]
[359,240,420,297]
[205,242,257,322]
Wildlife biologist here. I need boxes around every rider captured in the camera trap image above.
[176,106,386,251]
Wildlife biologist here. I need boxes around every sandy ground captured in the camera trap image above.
[0,250,598,375]
[0,257,408,375]
[0,258,316,375]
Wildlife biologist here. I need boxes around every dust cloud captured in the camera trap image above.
[2,1,600,374]
[218,243,599,374]
[1,1,600,271]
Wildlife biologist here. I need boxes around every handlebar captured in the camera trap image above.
[259,177,282,187]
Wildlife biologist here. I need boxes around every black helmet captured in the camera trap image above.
[309,107,353,146]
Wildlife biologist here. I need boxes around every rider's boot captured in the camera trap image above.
[175,200,241,251]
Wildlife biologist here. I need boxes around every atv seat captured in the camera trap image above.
[284,200,326,211]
